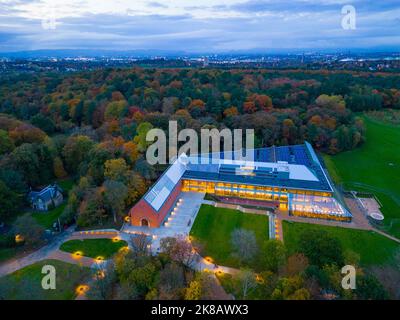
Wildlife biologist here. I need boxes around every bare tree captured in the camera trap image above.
[236,268,258,299]
[231,228,258,263]
[130,233,151,256]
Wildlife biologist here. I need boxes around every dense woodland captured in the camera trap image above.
[0,67,399,300]
[0,67,400,228]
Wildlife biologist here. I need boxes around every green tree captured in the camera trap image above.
[9,143,53,187]
[102,180,128,223]
[134,122,153,152]
[356,274,388,300]
[0,129,14,155]
[298,229,344,267]
[260,239,287,273]
[62,135,94,174]
[104,100,127,120]
[0,180,20,222]
[31,114,55,134]
[271,275,310,300]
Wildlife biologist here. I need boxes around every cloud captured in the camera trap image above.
[0,0,399,52]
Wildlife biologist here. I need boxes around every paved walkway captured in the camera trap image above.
[47,250,100,268]
[122,191,205,252]
[0,227,76,277]
[0,228,117,277]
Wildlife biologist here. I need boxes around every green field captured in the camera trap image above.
[0,259,90,300]
[190,204,269,268]
[324,116,400,238]
[60,238,127,259]
[283,221,400,266]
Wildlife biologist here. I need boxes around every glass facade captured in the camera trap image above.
[182,178,350,221]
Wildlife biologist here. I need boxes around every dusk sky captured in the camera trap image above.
[0,0,399,53]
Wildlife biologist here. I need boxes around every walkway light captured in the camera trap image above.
[15,234,24,243]
[76,285,89,296]
[205,256,213,264]
[119,246,129,253]
[73,251,83,259]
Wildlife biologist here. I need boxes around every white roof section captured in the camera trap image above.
[187,156,319,182]
[144,154,187,211]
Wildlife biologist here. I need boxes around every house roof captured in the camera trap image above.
[28,184,63,203]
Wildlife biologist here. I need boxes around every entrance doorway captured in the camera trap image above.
[141,218,149,227]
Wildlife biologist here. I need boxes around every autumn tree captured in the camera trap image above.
[123,141,139,164]
[104,158,129,182]
[104,100,128,120]
[271,275,310,300]
[160,236,197,267]
[185,280,202,300]
[53,156,67,179]
[9,123,46,146]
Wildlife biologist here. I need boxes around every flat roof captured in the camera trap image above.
[183,143,333,192]
[143,142,333,212]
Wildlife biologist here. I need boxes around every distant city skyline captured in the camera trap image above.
[0,0,399,53]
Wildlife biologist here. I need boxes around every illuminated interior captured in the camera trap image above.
[182,179,350,221]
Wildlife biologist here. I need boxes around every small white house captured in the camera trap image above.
[28,183,64,211]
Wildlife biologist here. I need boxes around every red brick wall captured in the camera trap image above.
[129,180,182,228]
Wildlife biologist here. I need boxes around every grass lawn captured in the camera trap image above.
[0,248,16,263]
[190,204,269,268]
[324,115,400,238]
[32,203,66,229]
[0,259,90,300]
[283,221,400,266]
[58,177,74,192]
[60,238,127,259]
